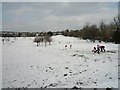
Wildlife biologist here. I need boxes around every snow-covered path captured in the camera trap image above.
[2,35,118,88]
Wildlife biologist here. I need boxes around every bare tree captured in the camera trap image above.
[113,16,120,44]
[44,34,52,47]
[34,37,41,46]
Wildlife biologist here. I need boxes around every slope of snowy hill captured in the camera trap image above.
[2,35,118,88]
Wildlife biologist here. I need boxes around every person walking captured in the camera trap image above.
[97,45,100,54]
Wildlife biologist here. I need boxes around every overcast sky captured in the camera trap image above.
[2,2,118,32]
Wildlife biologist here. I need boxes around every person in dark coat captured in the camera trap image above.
[92,47,97,53]
[97,45,100,54]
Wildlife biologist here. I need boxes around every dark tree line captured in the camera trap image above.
[62,17,120,44]
[2,31,54,37]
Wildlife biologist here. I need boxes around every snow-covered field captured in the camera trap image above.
[2,35,118,88]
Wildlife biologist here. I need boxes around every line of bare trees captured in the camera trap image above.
[62,16,120,44]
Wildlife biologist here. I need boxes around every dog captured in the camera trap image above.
[100,45,105,52]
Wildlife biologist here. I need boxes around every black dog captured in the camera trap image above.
[100,46,106,52]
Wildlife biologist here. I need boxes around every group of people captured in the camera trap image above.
[63,42,106,54]
[92,45,106,54]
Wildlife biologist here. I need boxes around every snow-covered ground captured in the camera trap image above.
[2,35,118,88]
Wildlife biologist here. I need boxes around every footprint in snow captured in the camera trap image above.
[79,72,82,74]
[96,69,98,71]
[49,83,58,87]
[65,67,69,69]
[94,59,99,62]
[109,77,112,79]
[105,74,108,77]
[76,50,79,52]
[13,80,17,82]
[79,64,82,66]
[103,61,105,63]
[93,81,97,84]
[46,70,48,72]
[77,82,83,85]
[27,84,31,87]
[49,67,53,70]
[64,74,67,76]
